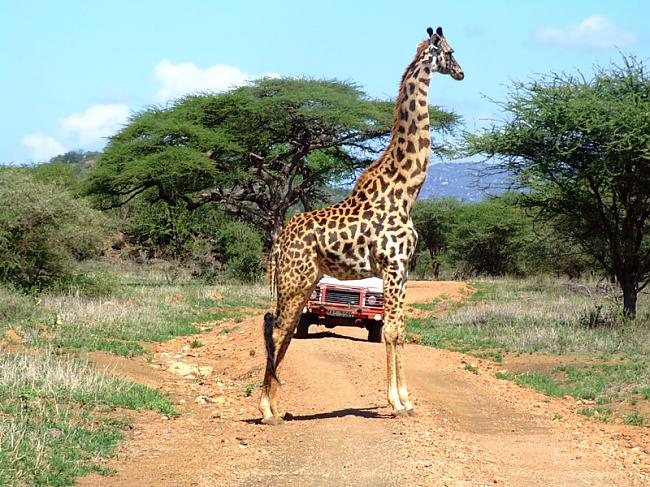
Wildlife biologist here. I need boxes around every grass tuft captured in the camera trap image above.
[623,410,646,426]
[0,351,174,486]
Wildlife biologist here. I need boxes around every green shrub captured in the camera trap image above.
[216,221,264,282]
[122,199,263,281]
[124,198,218,259]
[0,170,111,290]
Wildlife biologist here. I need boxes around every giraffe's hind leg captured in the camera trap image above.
[259,271,319,424]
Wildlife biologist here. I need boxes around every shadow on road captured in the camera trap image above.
[296,331,370,343]
[244,406,389,424]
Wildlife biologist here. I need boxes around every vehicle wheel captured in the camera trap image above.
[367,322,383,343]
[295,316,310,338]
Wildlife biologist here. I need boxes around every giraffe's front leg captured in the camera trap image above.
[382,262,415,417]
[395,225,416,415]
[381,275,411,416]
[395,339,415,415]
[384,328,406,415]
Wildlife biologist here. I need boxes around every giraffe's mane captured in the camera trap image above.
[351,40,430,193]
[391,40,430,136]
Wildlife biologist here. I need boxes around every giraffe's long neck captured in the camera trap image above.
[352,41,434,215]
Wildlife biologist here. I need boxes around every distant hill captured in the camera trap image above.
[420,161,513,202]
[327,161,514,204]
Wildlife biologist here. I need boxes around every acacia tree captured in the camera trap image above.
[466,57,650,317]
[86,78,458,242]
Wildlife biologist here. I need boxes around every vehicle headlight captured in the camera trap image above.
[367,295,377,306]
[310,289,319,300]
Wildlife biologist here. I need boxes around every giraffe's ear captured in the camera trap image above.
[427,27,434,37]
[436,26,444,37]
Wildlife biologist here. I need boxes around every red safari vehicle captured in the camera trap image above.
[297,276,384,342]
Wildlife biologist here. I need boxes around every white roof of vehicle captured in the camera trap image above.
[320,276,383,292]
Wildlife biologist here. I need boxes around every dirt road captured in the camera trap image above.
[80,281,649,486]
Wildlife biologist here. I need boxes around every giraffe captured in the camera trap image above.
[259,26,464,424]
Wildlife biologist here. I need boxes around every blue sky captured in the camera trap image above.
[1,0,649,163]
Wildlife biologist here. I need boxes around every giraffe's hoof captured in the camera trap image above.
[391,408,409,418]
[406,408,416,417]
[261,416,284,426]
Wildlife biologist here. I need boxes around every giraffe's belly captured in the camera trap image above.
[318,252,378,281]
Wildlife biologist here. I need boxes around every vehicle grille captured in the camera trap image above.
[364,292,384,308]
[324,289,360,306]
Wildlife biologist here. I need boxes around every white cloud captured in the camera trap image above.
[18,60,279,161]
[60,104,130,145]
[153,59,277,102]
[21,133,68,161]
[536,15,637,48]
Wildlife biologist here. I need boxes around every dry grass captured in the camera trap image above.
[431,277,650,355]
[407,276,650,425]
[1,263,270,355]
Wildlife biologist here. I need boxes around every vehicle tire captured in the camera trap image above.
[367,322,383,343]
[295,316,310,338]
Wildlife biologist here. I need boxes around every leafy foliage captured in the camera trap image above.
[121,198,263,281]
[466,56,650,316]
[124,197,220,259]
[447,195,527,276]
[0,170,111,290]
[412,194,591,279]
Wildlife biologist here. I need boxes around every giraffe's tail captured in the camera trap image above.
[267,245,279,297]
[263,312,280,383]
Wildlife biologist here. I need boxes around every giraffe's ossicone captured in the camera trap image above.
[259,26,464,425]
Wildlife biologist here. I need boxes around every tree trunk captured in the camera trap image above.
[620,272,638,319]
[270,217,284,246]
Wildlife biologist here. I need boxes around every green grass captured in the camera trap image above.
[623,410,646,426]
[510,363,650,403]
[578,405,613,422]
[0,352,175,486]
[244,381,262,397]
[463,363,479,374]
[219,325,240,335]
[407,277,650,356]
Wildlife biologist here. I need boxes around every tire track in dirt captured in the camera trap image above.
[79,281,649,486]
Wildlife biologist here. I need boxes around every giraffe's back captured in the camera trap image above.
[278,193,415,283]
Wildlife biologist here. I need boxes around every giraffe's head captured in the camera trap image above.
[427,26,464,81]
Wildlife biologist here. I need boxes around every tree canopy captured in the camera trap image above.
[465,56,650,317]
[86,77,459,241]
